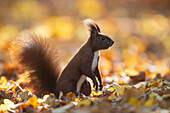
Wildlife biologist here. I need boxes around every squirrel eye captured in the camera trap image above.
[102,37,105,40]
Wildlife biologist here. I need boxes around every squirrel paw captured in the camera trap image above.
[93,81,98,91]
[99,84,103,91]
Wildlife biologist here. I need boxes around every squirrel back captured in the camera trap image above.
[10,33,61,96]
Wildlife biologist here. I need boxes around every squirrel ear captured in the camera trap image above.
[83,19,100,37]
[90,25,98,37]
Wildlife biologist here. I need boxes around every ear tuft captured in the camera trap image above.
[83,19,100,34]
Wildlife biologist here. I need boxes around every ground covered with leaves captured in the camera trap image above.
[0,57,169,113]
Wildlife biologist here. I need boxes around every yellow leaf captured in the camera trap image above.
[90,91,103,96]
[108,94,117,100]
[149,79,163,87]
[109,87,115,92]
[144,93,159,107]
[28,97,39,109]
[128,97,140,108]
[0,76,9,90]
[75,98,79,102]
[99,97,111,102]
[77,99,92,108]
[122,86,145,101]
[144,99,154,107]
[112,83,130,96]
[66,92,76,101]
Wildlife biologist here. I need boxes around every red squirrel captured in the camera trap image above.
[11,19,114,97]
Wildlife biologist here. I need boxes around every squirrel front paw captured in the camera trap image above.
[93,81,98,91]
[99,84,103,91]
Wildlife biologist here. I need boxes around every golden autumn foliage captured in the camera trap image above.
[0,0,170,113]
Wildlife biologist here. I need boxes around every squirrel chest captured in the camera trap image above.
[76,51,100,92]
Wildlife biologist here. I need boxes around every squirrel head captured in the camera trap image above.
[84,19,114,51]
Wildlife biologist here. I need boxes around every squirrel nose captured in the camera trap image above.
[107,41,114,46]
[112,41,114,45]
[111,41,114,45]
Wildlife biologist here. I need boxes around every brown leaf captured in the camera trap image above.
[0,90,13,99]
[129,71,145,84]
[19,91,28,100]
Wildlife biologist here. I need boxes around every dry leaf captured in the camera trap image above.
[108,94,117,100]
[144,93,159,107]
[66,92,76,101]
[112,82,130,96]
[128,97,141,108]
[19,91,28,100]
[44,96,55,105]
[77,99,92,108]
[28,97,39,109]
[129,71,145,84]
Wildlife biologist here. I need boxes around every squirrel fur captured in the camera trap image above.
[10,19,114,97]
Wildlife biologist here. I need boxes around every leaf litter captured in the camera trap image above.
[0,70,169,113]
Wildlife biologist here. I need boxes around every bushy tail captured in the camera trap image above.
[10,32,60,96]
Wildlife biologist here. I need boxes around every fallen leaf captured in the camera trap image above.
[66,92,76,101]
[28,97,39,109]
[129,71,145,84]
[144,93,159,107]
[0,76,9,90]
[77,99,92,108]
[58,91,63,100]
[108,94,117,100]
[123,86,144,101]
[0,90,13,99]
[109,87,115,92]
[162,79,170,86]
[128,97,141,108]
[19,91,28,100]
[160,94,170,109]
[44,96,55,104]
[90,91,103,97]
[112,82,130,96]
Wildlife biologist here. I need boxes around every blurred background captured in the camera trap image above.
[0,0,170,84]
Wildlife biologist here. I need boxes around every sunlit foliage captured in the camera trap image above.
[0,0,170,112]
